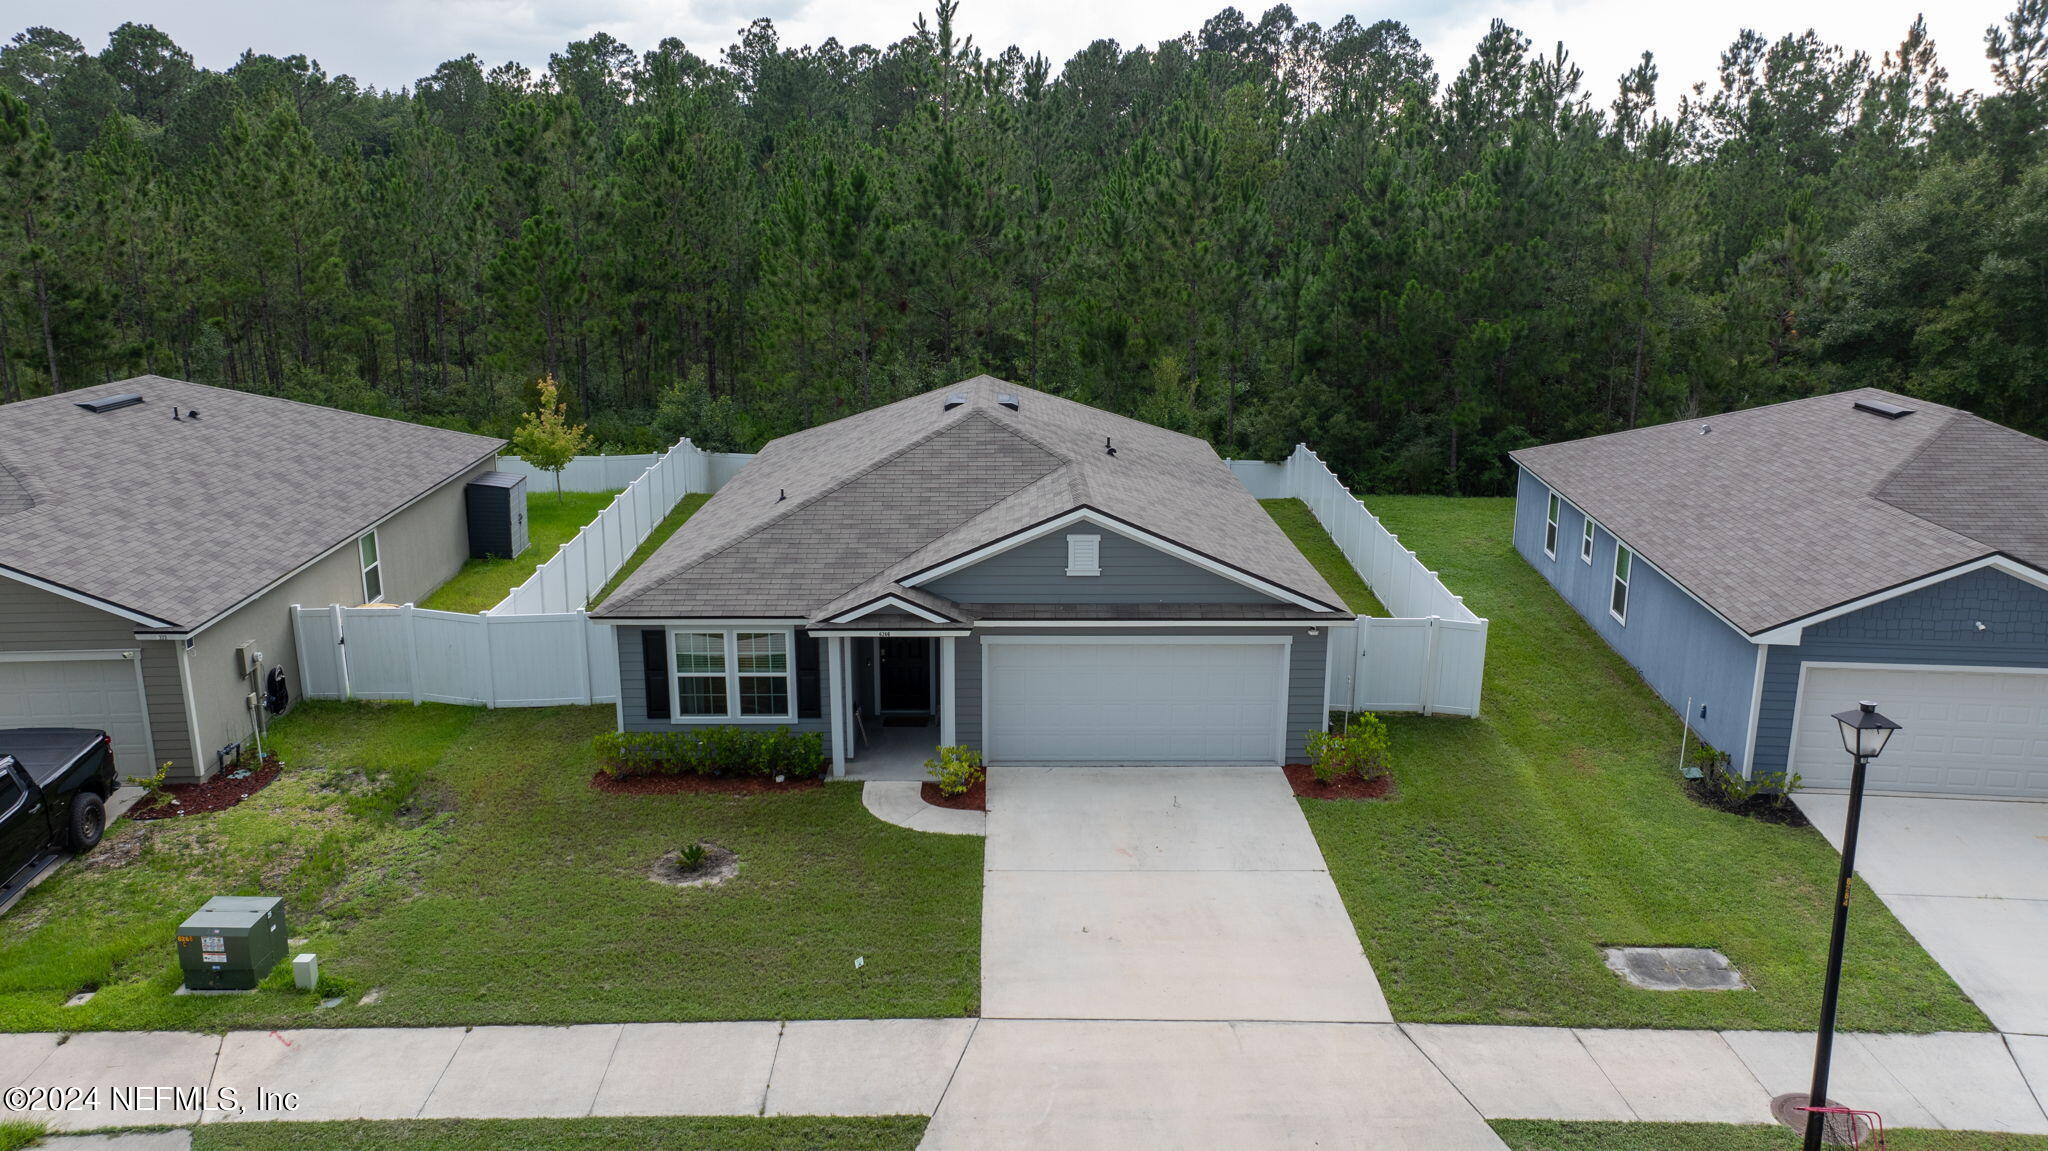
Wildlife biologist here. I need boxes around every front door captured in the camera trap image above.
[878,638,933,715]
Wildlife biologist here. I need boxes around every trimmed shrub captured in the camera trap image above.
[924,745,985,796]
[593,728,825,779]
[1305,712,1392,784]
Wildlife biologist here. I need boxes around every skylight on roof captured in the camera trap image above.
[1853,398,1915,419]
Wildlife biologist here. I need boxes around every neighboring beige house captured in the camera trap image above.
[0,376,502,781]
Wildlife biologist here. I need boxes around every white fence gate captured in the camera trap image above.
[1231,445,1489,717]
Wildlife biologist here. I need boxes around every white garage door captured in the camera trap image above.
[1792,665,2048,798]
[983,638,1288,764]
[0,652,152,769]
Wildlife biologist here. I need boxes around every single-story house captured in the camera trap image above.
[591,376,1353,772]
[0,376,503,781]
[1511,387,2048,798]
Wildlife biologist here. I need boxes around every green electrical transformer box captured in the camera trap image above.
[176,896,287,991]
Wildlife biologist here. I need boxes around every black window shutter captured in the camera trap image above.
[796,630,822,718]
[641,630,670,720]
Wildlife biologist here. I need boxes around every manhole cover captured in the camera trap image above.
[1602,946,1748,991]
[1770,1092,1871,1146]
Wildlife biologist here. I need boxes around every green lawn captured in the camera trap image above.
[590,492,712,608]
[1281,496,1984,1032]
[191,1117,927,1151]
[1491,1120,2048,1150]
[420,490,621,613]
[1261,498,1387,615]
[0,702,981,1031]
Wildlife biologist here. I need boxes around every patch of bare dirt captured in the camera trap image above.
[649,843,738,888]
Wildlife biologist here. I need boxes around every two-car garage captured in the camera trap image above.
[1790,665,2048,799]
[980,636,1293,765]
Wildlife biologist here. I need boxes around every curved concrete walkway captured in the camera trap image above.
[861,781,986,836]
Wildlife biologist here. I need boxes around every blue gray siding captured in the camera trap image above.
[1751,567,2048,774]
[926,530,1277,604]
[1514,466,1760,770]
[952,627,1327,761]
[614,627,838,758]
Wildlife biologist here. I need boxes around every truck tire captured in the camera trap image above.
[68,792,106,853]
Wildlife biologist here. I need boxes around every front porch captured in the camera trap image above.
[820,631,961,778]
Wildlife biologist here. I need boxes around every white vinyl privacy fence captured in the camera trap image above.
[1231,445,1489,717]
[296,439,754,707]
[495,448,752,494]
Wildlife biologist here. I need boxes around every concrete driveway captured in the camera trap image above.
[980,765,1392,1023]
[1797,794,2048,1035]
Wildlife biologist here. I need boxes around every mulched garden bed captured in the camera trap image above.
[1283,763,1396,801]
[921,778,986,811]
[1683,776,1810,827]
[590,771,824,796]
[128,755,282,820]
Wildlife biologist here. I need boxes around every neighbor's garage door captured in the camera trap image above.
[1792,665,2048,798]
[983,638,1288,764]
[0,651,152,769]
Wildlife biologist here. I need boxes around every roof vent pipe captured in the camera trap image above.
[777,488,786,502]
[171,405,182,421]
[1104,436,1117,457]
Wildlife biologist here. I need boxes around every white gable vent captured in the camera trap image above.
[1066,533,1101,577]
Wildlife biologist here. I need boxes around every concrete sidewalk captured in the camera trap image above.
[0,1019,976,1132]
[7,1020,2046,1139]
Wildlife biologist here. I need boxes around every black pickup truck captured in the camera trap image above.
[1,729,116,900]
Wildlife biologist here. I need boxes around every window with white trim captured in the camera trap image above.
[358,531,383,603]
[1610,545,1632,624]
[670,629,793,720]
[1581,518,1596,564]
[1066,533,1101,576]
[1543,494,1560,558]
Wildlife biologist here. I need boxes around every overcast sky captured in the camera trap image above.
[21,0,2015,107]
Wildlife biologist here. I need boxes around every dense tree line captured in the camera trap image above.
[1,3,2045,493]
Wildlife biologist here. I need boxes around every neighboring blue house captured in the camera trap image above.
[1511,388,2048,799]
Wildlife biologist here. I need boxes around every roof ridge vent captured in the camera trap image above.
[997,393,1020,411]
[75,393,144,414]
[1854,397,1915,419]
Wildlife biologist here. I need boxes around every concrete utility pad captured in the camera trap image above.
[590,1022,781,1117]
[1797,794,2048,1036]
[1603,946,1748,991]
[18,1031,221,1130]
[1403,1025,1636,1121]
[986,765,1325,872]
[416,1024,622,1119]
[1719,1030,1939,1129]
[920,1020,1507,1151]
[207,1026,464,1122]
[982,868,1390,1022]
[763,1019,975,1116]
[1573,1029,1775,1124]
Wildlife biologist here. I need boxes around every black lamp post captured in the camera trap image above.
[1802,700,1901,1150]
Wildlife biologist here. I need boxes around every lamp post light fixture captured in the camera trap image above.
[1801,700,1901,1150]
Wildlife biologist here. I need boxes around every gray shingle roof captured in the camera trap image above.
[1509,387,2045,635]
[0,376,501,630]
[594,376,1348,622]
